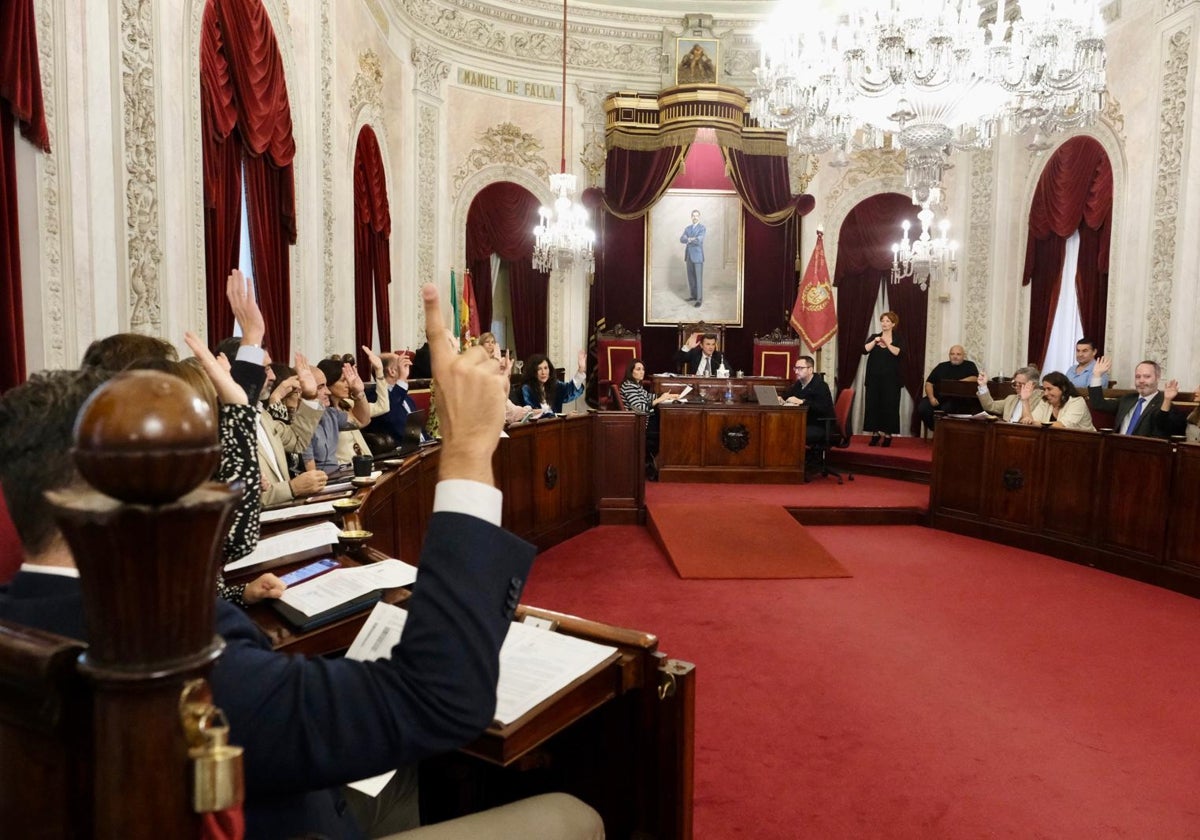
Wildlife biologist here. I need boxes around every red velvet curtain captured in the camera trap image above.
[466,182,547,357]
[1024,136,1112,366]
[723,147,817,225]
[600,146,688,219]
[834,193,926,406]
[353,127,391,372]
[1,0,49,391]
[201,0,295,353]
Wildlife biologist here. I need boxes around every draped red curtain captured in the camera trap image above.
[1,0,49,391]
[352,126,391,372]
[201,0,296,353]
[599,146,689,219]
[723,148,817,225]
[466,182,547,357]
[1024,136,1112,366]
[834,193,925,404]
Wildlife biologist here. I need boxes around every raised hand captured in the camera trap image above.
[226,270,265,347]
[343,362,365,395]
[1094,356,1112,375]
[1164,379,1179,402]
[270,375,300,404]
[977,371,988,388]
[423,282,506,484]
[361,345,383,378]
[185,331,247,406]
[577,349,587,373]
[686,332,701,349]
[1018,380,1035,402]
[294,352,317,399]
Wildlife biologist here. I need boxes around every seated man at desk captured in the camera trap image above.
[782,355,834,444]
[976,366,1042,422]
[0,285,602,840]
[674,331,724,376]
[917,344,980,431]
[1089,357,1184,437]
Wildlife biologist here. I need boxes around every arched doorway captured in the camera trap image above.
[465,182,549,363]
[833,193,930,435]
[1025,136,1113,376]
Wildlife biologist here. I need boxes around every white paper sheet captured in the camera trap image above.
[223,521,342,573]
[259,500,337,523]
[492,621,618,726]
[344,602,412,796]
[278,559,417,618]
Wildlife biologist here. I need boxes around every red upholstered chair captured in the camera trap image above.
[597,325,642,410]
[752,328,801,379]
[807,386,855,484]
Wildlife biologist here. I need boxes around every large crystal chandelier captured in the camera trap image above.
[532,0,595,274]
[750,0,1108,206]
[892,202,957,291]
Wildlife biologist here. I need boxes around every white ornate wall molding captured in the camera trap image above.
[35,0,71,368]
[350,49,386,139]
[119,0,163,333]
[1146,24,1190,367]
[963,148,995,365]
[451,122,551,198]
[576,83,606,187]
[320,0,335,351]
[822,149,908,274]
[390,0,665,77]
[411,41,450,334]
[1161,0,1199,20]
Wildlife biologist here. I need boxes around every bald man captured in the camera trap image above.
[918,344,980,432]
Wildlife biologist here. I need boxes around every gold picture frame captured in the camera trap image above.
[644,189,744,326]
[675,38,719,85]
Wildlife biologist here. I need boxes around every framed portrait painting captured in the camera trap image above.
[644,189,744,326]
[675,37,719,85]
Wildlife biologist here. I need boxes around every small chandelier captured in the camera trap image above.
[891,202,957,291]
[751,0,1108,206]
[532,0,595,274]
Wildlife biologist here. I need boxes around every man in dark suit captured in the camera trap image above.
[366,349,423,447]
[1088,357,1185,437]
[782,355,834,445]
[674,331,724,376]
[0,285,602,840]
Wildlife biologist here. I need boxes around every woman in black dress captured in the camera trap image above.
[862,311,903,446]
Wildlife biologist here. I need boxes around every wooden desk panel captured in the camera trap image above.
[593,412,646,525]
[651,375,789,404]
[659,403,807,483]
[930,418,1200,598]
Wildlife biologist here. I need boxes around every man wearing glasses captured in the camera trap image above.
[783,355,834,444]
[976,366,1042,423]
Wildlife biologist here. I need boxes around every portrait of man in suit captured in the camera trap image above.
[680,209,706,308]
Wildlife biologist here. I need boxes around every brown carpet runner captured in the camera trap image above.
[646,502,851,579]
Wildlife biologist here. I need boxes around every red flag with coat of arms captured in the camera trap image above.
[790,231,837,351]
[461,268,482,344]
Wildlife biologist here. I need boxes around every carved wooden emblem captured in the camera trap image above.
[721,424,750,453]
[544,464,559,490]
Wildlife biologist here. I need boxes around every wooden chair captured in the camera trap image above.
[597,325,642,410]
[752,328,801,378]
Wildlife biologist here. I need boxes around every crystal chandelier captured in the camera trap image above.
[532,0,595,274]
[750,0,1108,206]
[891,201,958,291]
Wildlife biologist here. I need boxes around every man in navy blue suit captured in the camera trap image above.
[680,209,706,307]
[0,285,602,840]
[366,349,424,447]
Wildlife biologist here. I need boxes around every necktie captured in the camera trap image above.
[1125,397,1146,435]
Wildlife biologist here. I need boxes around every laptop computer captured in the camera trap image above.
[753,385,782,405]
[373,409,428,459]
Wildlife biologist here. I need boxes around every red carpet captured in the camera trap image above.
[646,502,851,579]
[523,515,1200,838]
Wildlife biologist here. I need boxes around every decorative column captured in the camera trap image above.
[411,42,450,336]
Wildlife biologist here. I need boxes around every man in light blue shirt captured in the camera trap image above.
[1066,337,1108,389]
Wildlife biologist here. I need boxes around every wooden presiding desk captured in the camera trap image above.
[930,416,1200,597]
[654,375,808,483]
[236,411,693,838]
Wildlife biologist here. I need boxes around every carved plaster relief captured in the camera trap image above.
[350,50,386,135]
[411,42,450,98]
[451,122,551,197]
[964,148,995,363]
[35,0,68,367]
[416,104,439,331]
[120,0,162,333]
[1162,0,1198,19]
[321,0,335,346]
[392,0,662,74]
[1147,26,1189,366]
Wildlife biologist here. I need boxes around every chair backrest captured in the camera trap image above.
[832,387,855,446]
[752,328,801,378]
[597,325,642,410]
[676,321,726,354]
[614,383,629,411]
